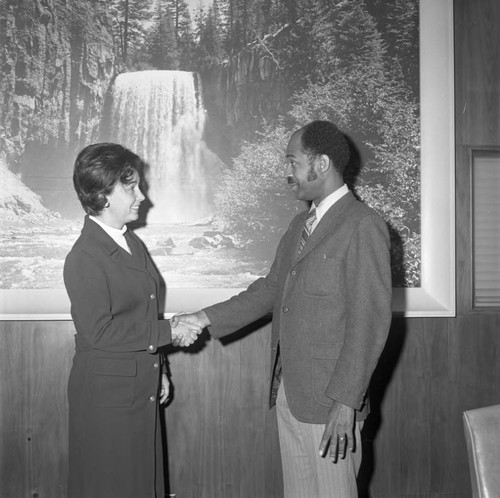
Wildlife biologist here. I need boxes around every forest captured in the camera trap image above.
[109,0,420,286]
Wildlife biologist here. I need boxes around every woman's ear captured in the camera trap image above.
[99,194,110,208]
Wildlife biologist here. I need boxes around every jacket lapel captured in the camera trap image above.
[81,217,147,272]
[294,191,356,263]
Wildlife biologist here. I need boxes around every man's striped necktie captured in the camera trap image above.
[298,207,317,255]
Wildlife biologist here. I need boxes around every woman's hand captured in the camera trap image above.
[159,373,170,404]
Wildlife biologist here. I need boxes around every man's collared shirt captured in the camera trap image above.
[309,184,349,232]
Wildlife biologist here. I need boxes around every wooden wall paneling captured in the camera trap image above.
[358,316,401,495]
[448,314,500,495]
[165,337,221,497]
[237,324,269,497]
[237,322,283,498]
[455,0,500,315]
[29,321,73,498]
[0,321,74,498]
[454,0,500,144]
[366,318,429,495]
[366,314,490,498]
[165,322,282,498]
[453,314,500,413]
[427,318,462,495]
[212,330,242,497]
[366,317,470,497]
[391,318,432,493]
[455,145,472,315]
[398,318,434,493]
[0,321,29,496]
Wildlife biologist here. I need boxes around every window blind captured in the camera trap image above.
[473,152,500,308]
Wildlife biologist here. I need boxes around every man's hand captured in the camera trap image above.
[170,317,203,347]
[319,401,355,463]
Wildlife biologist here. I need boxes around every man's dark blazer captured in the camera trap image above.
[204,191,392,424]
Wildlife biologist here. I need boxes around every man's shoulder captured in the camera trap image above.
[346,195,385,222]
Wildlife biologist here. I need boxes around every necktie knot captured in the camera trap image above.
[305,207,317,230]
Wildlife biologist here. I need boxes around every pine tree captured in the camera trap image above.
[217,0,421,285]
[148,0,179,69]
[170,0,195,69]
[109,0,154,68]
[193,1,225,69]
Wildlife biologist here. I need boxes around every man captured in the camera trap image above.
[173,120,392,497]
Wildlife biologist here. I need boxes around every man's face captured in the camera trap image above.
[284,131,322,202]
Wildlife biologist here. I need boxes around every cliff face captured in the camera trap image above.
[0,0,114,171]
[201,47,290,163]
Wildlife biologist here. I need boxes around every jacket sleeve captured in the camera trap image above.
[325,214,392,410]
[64,249,172,353]
[204,223,294,339]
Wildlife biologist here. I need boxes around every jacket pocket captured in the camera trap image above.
[302,255,340,297]
[311,343,339,407]
[90,357,137,408]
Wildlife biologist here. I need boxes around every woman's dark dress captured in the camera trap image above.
[64,217,172,498]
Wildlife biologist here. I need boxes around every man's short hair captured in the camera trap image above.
[73,143,143,216]
[299,120,350,174]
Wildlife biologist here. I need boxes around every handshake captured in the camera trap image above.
[170,310,211,347]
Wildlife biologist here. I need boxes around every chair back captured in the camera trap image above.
[463,404,500,498]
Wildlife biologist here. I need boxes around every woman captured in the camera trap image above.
[64,143,200,498]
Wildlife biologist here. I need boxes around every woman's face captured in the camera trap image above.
[101,171,145,229]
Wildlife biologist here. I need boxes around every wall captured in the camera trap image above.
[1,0,500,496]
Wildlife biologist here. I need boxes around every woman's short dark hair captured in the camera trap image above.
[73,143,143,216]
[299,120,350,174]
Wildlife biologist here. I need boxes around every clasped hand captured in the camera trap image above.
[170,310,210,347]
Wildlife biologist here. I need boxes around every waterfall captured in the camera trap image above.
[109,70,215,223]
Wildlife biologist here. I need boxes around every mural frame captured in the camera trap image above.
[0,0,455,320]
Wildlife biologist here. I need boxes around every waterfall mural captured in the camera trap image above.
[108,70,221,224]
[0,0,439,317]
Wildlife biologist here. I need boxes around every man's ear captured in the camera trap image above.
[318,154,331,173]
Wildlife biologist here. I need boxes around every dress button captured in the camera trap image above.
[290,270,296,276]
[148,345,154,351]
[153,362,159,369]
[150,294,155,300]
[149,395,156,402]
[282,307,289,313]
